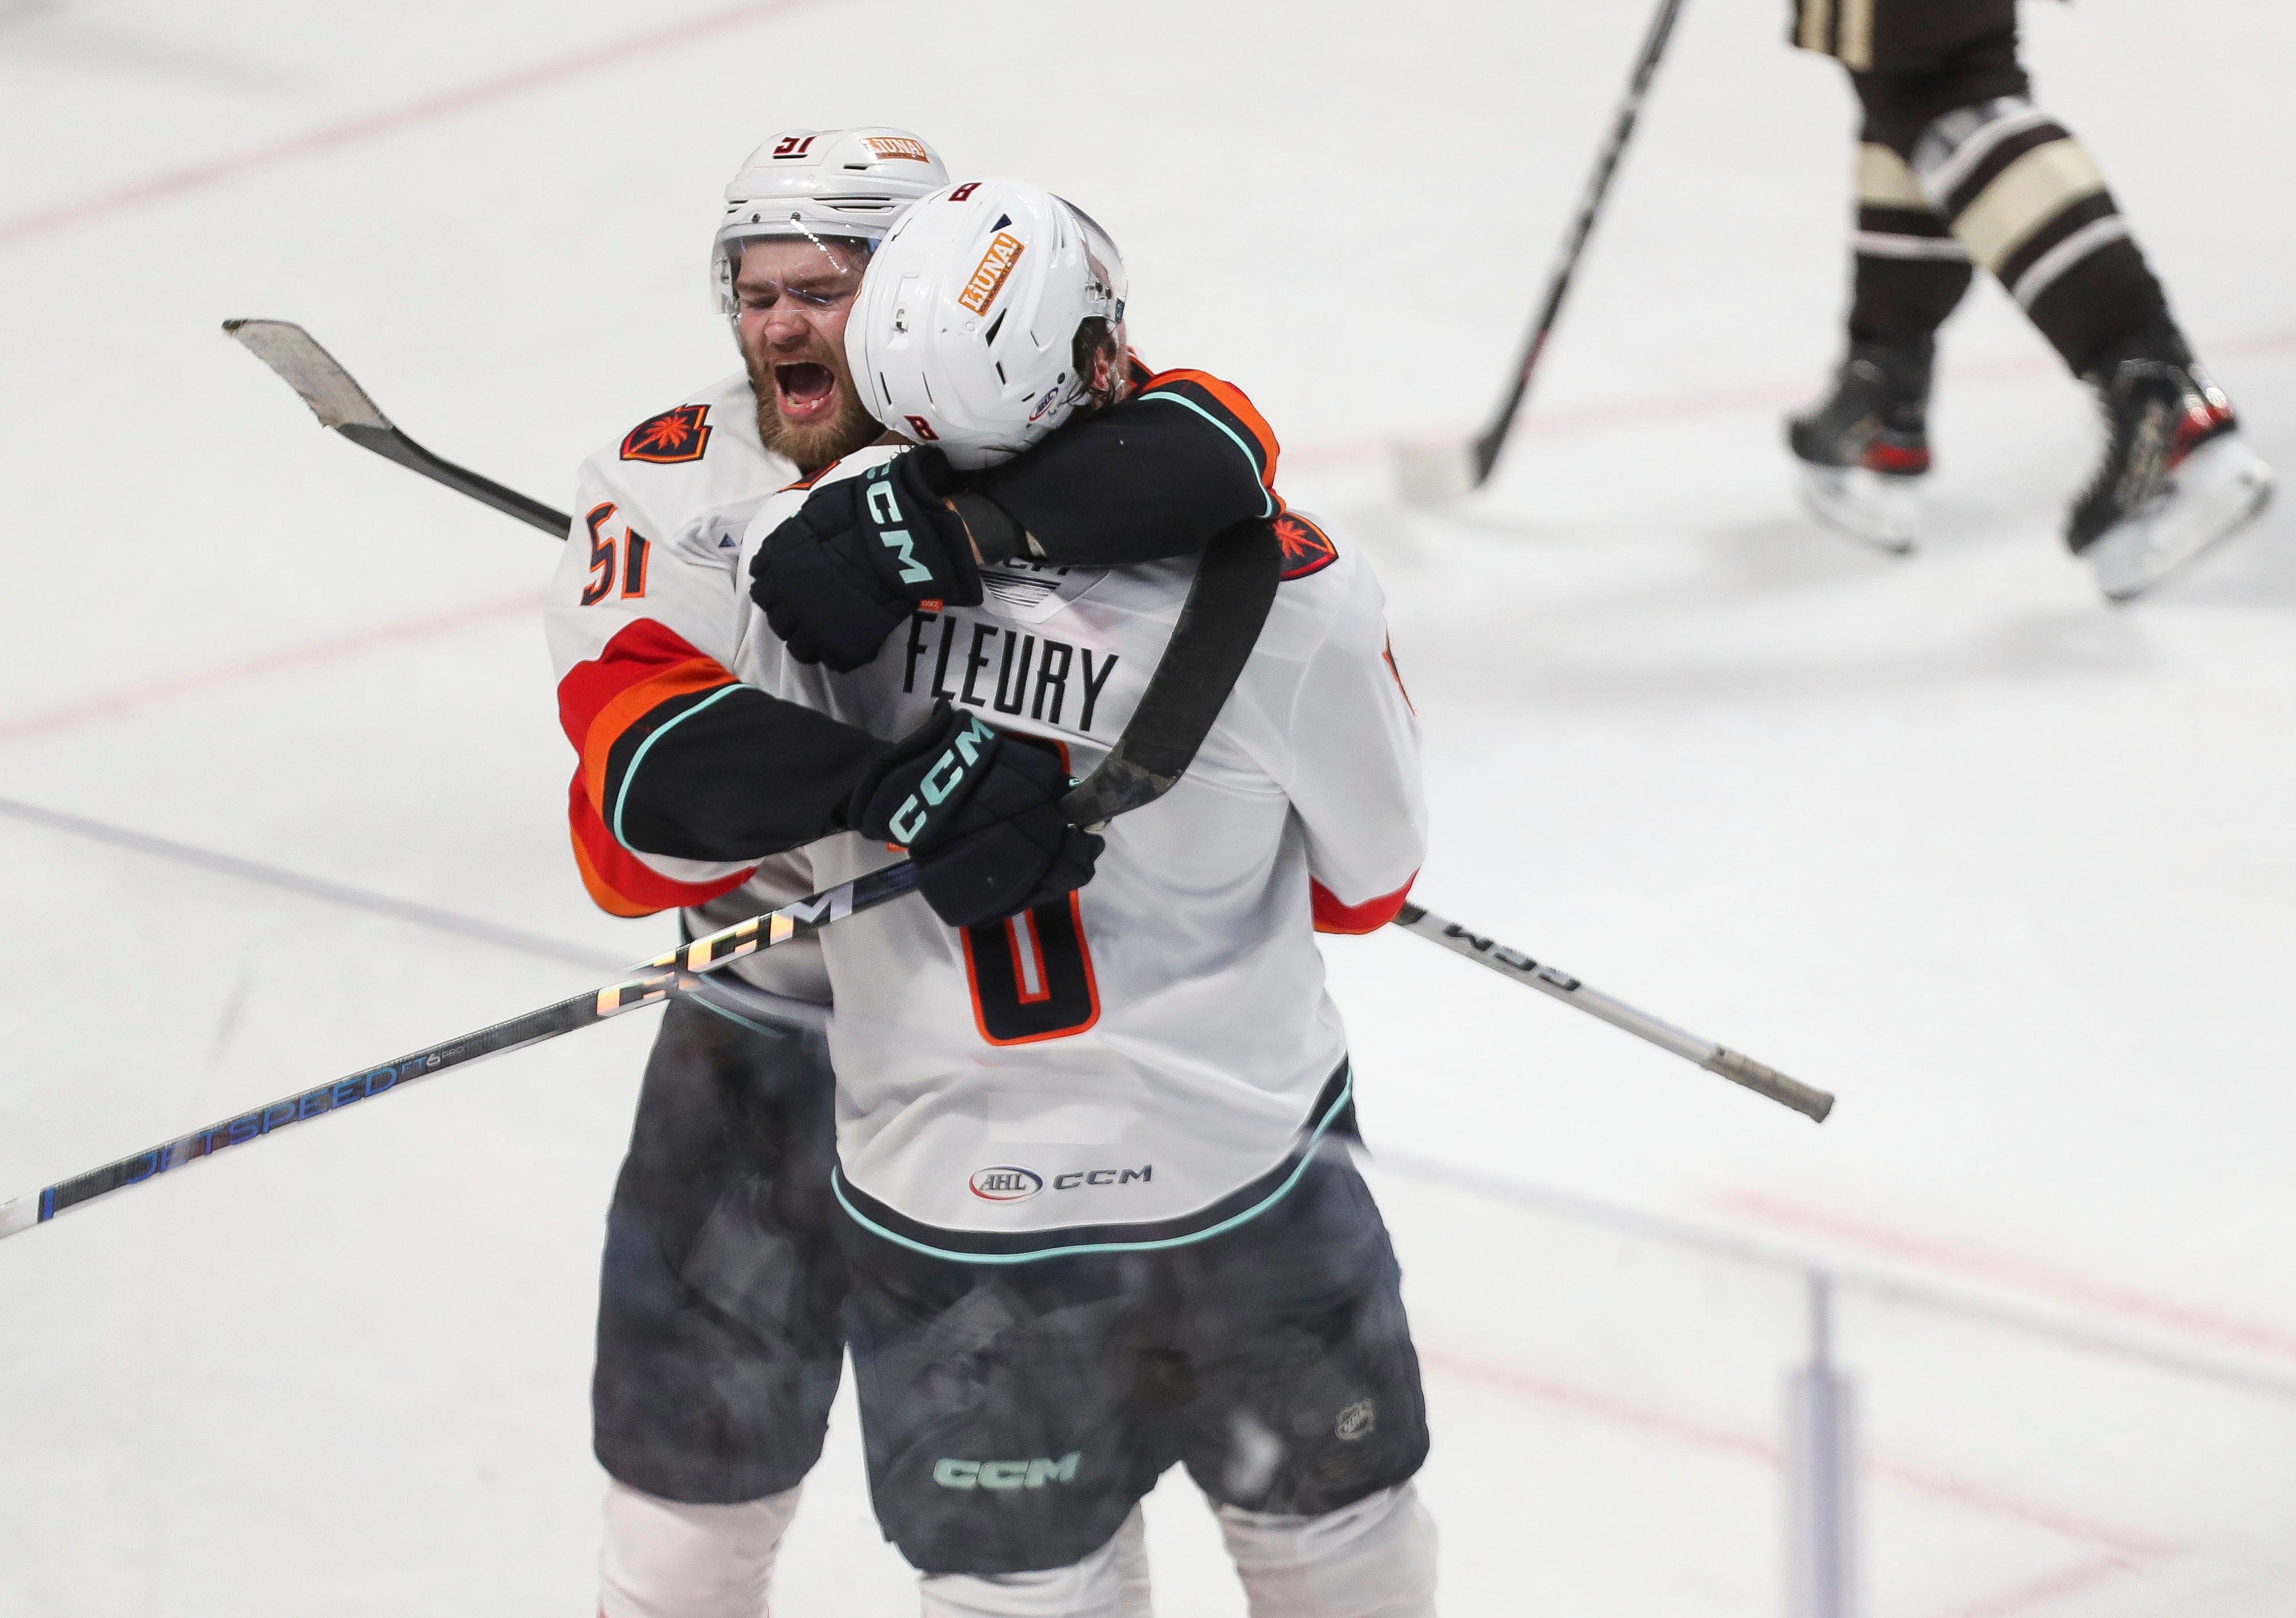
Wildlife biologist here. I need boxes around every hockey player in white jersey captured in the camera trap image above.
[554,133,1311,1618]
[724,181,1439,1616]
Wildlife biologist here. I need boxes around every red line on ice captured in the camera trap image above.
[0,588,542,745]
[1715,1188,2296,1368]
[1418,1344,2179,1561]
[0,0,826,252]
[1918,1551,2144,1618]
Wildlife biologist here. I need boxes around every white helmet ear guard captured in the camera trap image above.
[847,179,1130,471]
[711,127,951,316]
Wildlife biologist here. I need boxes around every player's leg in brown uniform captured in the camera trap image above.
[1785,0,2272,594]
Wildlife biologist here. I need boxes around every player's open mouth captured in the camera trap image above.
[773,362,838,421]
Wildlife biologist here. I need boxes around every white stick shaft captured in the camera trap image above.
[1391,904,1833,1121]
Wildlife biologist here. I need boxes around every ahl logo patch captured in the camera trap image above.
[1274,512,1338,581]
[621,404,712,465]
[969,1166,1043,1202]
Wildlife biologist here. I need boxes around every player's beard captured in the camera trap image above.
[743,337,882,477]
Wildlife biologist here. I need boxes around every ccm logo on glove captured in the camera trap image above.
[889,711,994,844]
[749,451,994,672]
[851,700,1103,930]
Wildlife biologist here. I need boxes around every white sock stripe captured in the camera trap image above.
[2011,215,2134,307]
[1950,139,2109,271]
[1915,99,2050,200]
[1854,231,1972,261]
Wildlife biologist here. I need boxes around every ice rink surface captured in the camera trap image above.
[3,1,2294,1612]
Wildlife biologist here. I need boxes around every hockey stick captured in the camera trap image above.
[1393,903,1833,1121]
[0,525,1283,1242]
[223,319,571,536]
[1393,0,1690,505]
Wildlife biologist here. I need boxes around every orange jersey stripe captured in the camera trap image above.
[1141,368,1281,487]
[579,657,734,814]
[565,773,754,918]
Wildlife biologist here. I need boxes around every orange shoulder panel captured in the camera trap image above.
[1139,368,1281,487]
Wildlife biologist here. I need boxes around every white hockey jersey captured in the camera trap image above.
[547,370,831,1003]
[707,446,1428,1259]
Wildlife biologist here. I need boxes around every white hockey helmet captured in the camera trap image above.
[847,179,1129,470]
[711,127,951,316]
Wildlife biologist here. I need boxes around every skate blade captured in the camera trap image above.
[1797,464,1921,555]
[1392,436,1481,507]
[2088,434,2276,602]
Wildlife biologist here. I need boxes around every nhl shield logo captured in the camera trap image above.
[1274,512,1338,581]
[1334,1399,1376,1442]
[621,403,713,465]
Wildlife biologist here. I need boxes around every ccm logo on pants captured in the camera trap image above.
[934,1453,1081,1491]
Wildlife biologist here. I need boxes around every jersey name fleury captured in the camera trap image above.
[734,446,1426,1260]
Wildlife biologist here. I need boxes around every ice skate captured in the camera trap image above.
[1787,335,1934,554]
[2070,356,2275,602]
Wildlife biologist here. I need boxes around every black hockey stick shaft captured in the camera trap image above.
[1469,0,1689,487]
[223,319,570,536]
[1393,903,1832,1121]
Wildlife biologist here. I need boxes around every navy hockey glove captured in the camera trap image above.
[748,451,988,672]
[850,700,1103,930]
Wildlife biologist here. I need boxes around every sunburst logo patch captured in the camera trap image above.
[620,404,712,465]
[1274,512,1338,581]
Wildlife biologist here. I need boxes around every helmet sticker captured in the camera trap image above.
[960,232,1026,315]
[863,136,933,162]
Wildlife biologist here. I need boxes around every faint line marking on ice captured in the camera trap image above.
[1715,1187,2296,1368]
[0,0,831,252]
[0,793,832,1033]
[1283,330,2296,470]
[0,587,542,745]
[1927,1552,2146,1618]
[1417,1345,2177,1561]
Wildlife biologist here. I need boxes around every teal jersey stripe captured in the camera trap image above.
[831,1071,1355,1264]
[1140,391,1279,519]
[610,682,745,851]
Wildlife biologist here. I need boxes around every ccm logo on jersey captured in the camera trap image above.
[620,403,712,464]
[959,230,1025,314]
[967,1164,1153,1201]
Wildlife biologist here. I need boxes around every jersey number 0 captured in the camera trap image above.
[961,893,1100,1045]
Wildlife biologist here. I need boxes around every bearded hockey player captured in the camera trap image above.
[729,181,1440,1618]
[1786,0,2272,597]
[552,133,1294,1617]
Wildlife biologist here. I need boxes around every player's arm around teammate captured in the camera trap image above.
[549,131,1325,1618]
[738,180,1439,1618]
